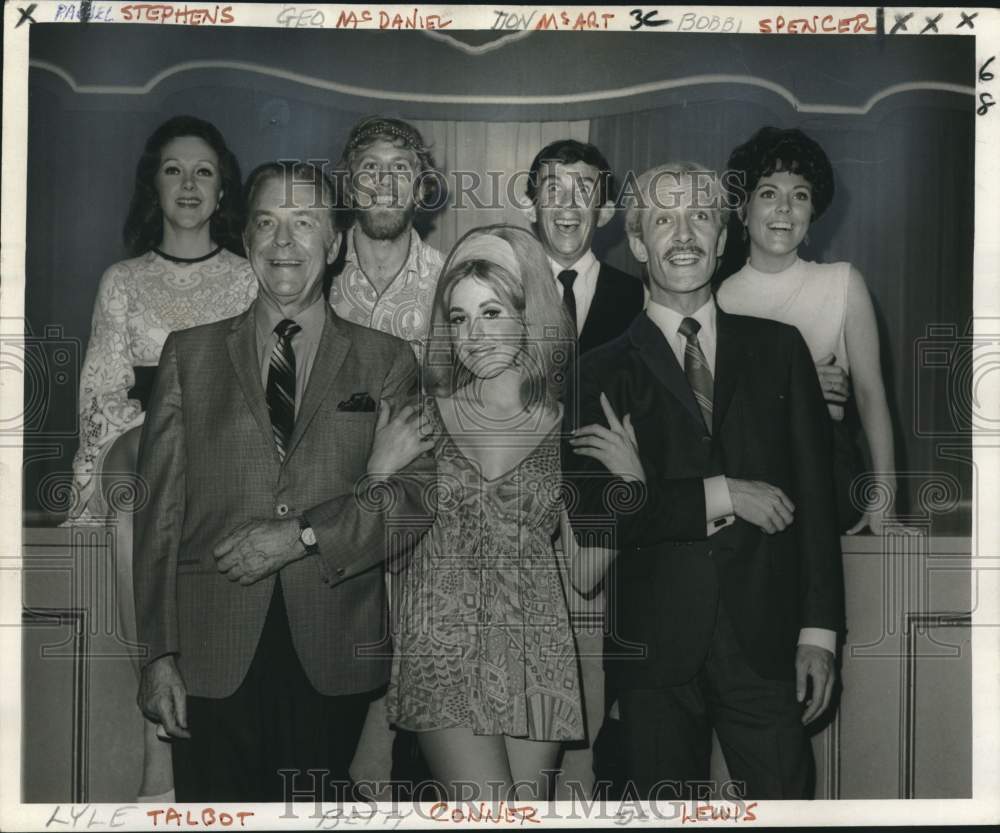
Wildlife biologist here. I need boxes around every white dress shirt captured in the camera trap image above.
[645,297,836,655]
[548,250,600,336]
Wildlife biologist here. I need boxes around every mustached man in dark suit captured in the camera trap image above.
[563,161,844,800]
[526,140,645,356]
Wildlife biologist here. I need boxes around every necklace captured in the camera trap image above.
[153,244,223,264]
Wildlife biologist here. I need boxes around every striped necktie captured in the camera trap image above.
[267,319,301,460]
[678,316,713,434]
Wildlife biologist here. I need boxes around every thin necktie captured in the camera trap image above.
[267,319,301,460]
[678,317,713,434]
[557,269,578,331]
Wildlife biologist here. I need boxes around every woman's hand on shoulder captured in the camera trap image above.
[366,399,435,479]
[569,392,645,484]
[814,353,850,412]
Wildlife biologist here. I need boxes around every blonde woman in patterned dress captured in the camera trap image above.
[380,225,584,800]
[67,116,256,800]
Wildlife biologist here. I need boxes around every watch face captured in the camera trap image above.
[301,527,317,547]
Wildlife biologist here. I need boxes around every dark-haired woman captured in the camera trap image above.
[69,115,255,523]
[67,116,255,801]
[718,126,896,534]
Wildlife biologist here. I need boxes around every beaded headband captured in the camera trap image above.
[346,119,424,152]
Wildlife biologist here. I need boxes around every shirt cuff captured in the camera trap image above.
[798,627,838,655]
[704,475,735,537]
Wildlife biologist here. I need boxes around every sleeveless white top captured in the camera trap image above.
[717,257,851,419]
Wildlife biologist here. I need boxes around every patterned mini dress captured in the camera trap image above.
[386,396,584,741]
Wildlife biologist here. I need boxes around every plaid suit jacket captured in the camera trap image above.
[133,302,433,698]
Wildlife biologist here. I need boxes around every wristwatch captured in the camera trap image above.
[297,516,320,557]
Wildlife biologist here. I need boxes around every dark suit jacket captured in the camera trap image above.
[563,306,844,690]
[578,261,645,356]
[134,303,433,699]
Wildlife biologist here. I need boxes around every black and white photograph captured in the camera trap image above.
[2,3,998,828]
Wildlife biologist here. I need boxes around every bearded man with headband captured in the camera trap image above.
[330,117,444,362]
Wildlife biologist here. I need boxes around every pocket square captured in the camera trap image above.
[338,392,377,412]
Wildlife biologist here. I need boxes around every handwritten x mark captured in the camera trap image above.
[890,13,912,34]
[16,4,37,27]
[958,12,978,30]
[921,14,943,34]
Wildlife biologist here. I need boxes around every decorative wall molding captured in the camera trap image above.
[822,711,841,800]
[421,28,535,55]
[29,60,974,116]
[22,607,89,803]
[898,611,971,799]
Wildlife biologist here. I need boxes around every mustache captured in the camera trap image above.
[662,245,706,259]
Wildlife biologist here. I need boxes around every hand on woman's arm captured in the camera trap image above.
[366,399,435,480]
[815,353,850,418]
[843,267,897,535]
[569,393,645,484]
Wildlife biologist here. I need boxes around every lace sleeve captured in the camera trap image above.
[68,261,145,518]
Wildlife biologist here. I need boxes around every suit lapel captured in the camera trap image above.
[226,309,277,458]
[629,314,706,432]
[579,266,610,353]
[712,307,748,434]
[285,306,351,460]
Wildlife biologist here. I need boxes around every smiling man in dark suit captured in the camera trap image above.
[133,161,432,802]
[563,161,844,800]
[527,139,644,356]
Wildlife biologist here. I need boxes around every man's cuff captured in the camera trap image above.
[704,475,735,537]
[798,627,838,655]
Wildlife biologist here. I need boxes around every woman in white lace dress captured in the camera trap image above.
[69,116,255,521]
[67,116,256,800]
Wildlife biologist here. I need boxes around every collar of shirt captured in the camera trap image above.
[548,250,599,335]
[645,295,718,373]
[344,226,426,287]
[254,295,327,400]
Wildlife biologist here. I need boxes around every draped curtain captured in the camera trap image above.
[411,120,589,255]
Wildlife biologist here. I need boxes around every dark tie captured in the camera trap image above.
[557,269,578,331]
[267,319,301,460]
[678,317,713,434]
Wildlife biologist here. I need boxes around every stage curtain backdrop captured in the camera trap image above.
[411,120,589,254]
